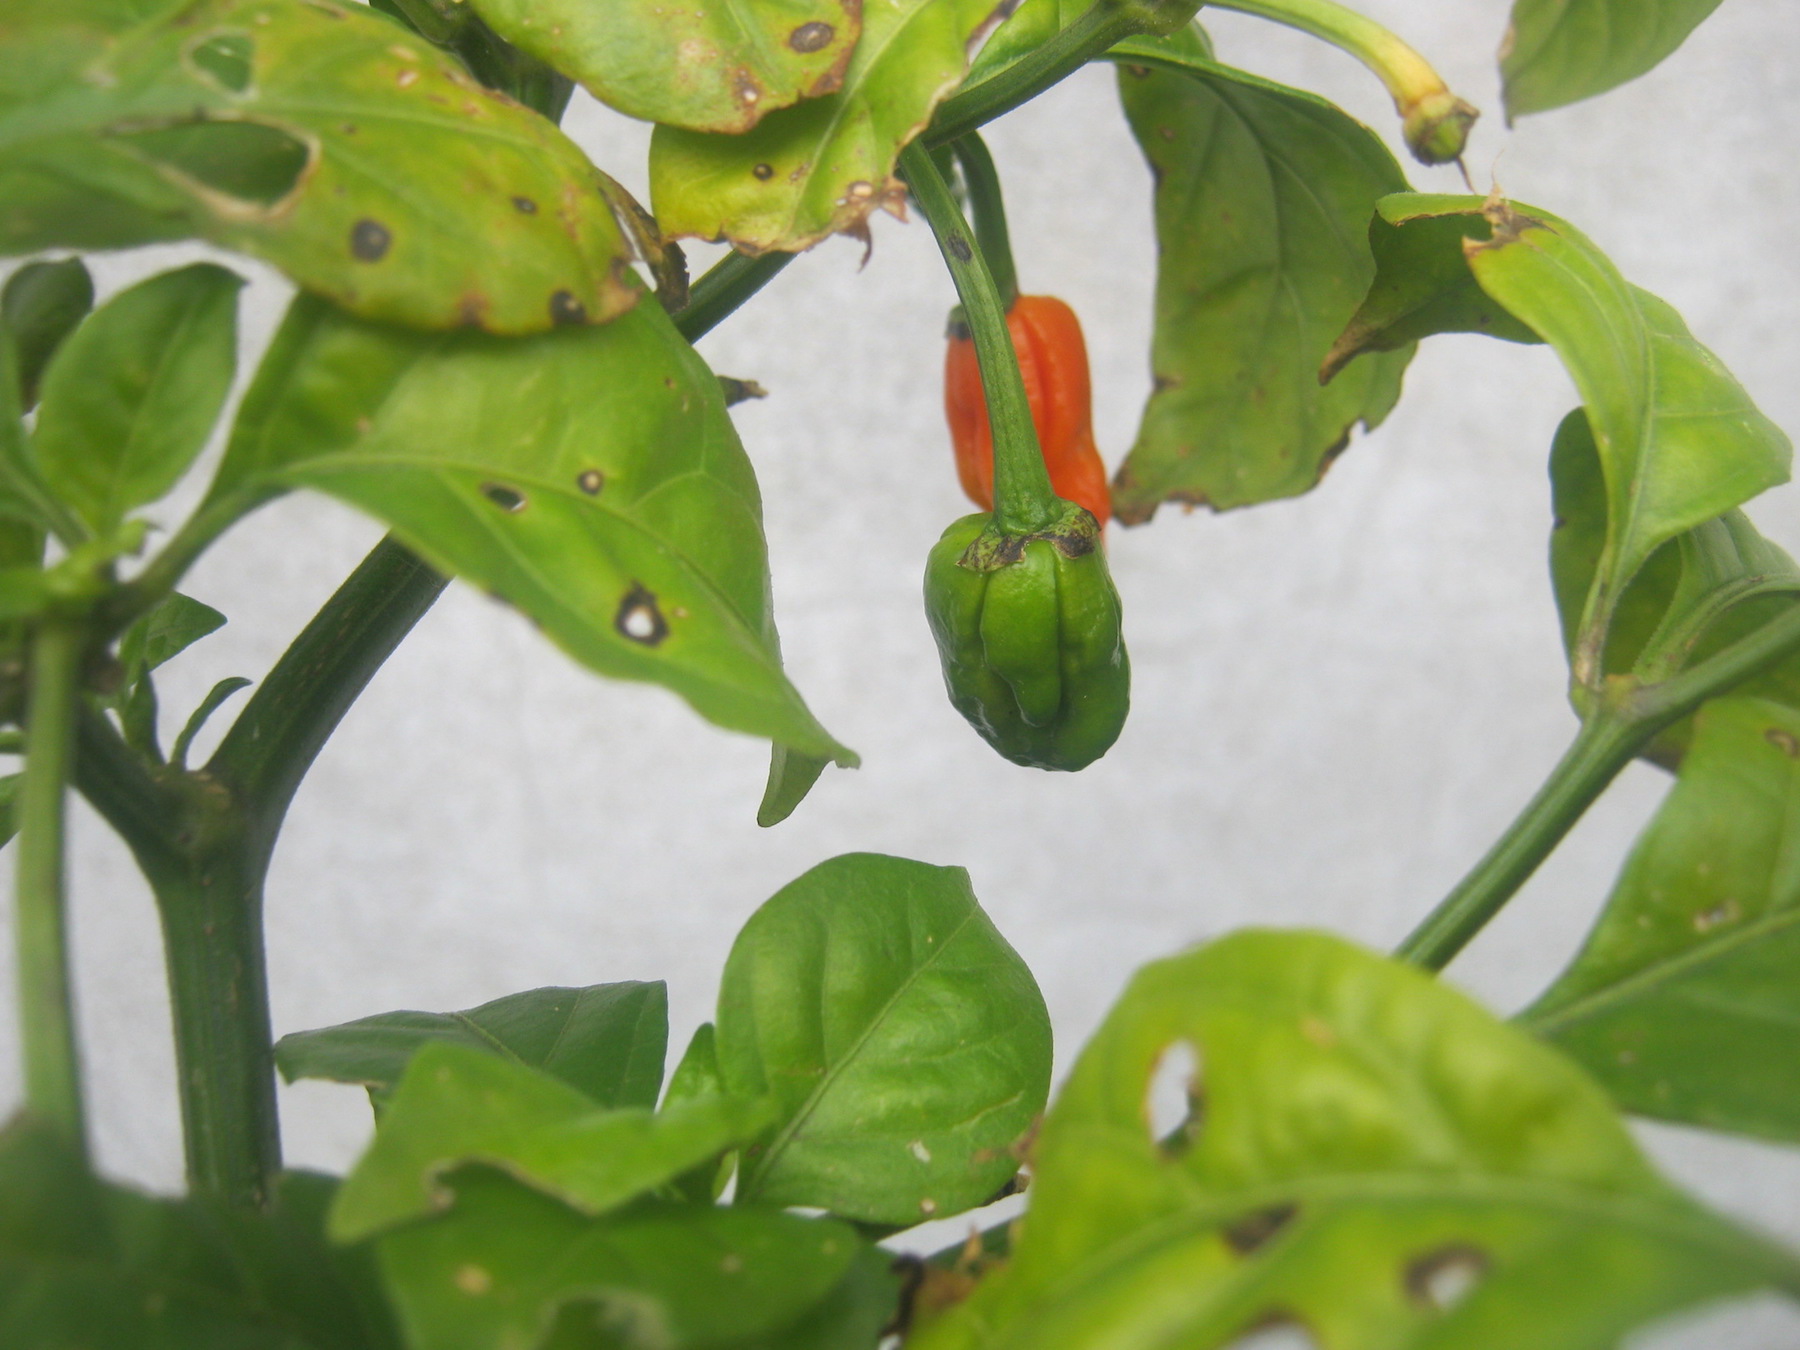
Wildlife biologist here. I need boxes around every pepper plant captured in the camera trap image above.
[2,0,1798,1347]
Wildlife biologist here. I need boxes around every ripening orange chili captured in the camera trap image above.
[944,294,1111,528]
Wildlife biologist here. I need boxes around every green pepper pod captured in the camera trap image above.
[924,502,1129,771]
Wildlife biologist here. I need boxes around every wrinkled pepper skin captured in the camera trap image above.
[944,295,1111,527]
[924,505,1129,771]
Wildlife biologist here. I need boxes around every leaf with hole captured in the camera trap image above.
[910,929,1800,1350]
[330,1042,776,1243]
[1108,48,1411,521]
[209,291,855,769]
[374,1167,867,1350]
[277,980,668,1111]
[0,0,637,333]
[1501,0,1726,119]
[717,852,1050,1225]
[2,257,92,411]
[650,0,1013,253]
[465,0,860,132]
[1521,698,1800,1142]
[30,263,241,536]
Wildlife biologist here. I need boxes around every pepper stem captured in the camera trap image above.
[900,140,1058,535]
[951,134,1019,312]
[1207,0,1477,165]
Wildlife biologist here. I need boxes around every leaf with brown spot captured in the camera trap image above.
[651,0,1012,253]
[0,0,636,333]
[463,0,860,133]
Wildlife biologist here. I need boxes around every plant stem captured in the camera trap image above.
[951,134,1019,311]
[1398,603,1800,972]
[13,617,87,1154]
[900,141,1057,535]
[1206,0,1476,164]
[676,251,795,343]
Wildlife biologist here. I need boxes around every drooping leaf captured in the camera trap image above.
[650,0,1013,253]
[0,1114,400,1350]
[466,0,860,133]
[1109,47,1411,521]
[717,852,1050,1225]
[911,930,1800,1350]
[1,257,93,410]
[169,675,252,768]
[277,980,668,1110]
[330,1043,775,1243]
[756,745,829,827]
[30,263,241,534]
[1520,698,1800,1141]
[375,1168,865,1350]
[209,292,854,767]
[0,0,637,334]
[1501,0,1726,120]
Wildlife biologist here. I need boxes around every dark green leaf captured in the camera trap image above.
[170,675,252,768]
[650,0,1012,252]
[368,0,573,121]
[717,852,1050,1225]
[1522,698,1800,1141]
[210,293,854,766]
[277,981,668,1110]
[911,930,1799,1350]
[1109,48,1411,520]
[1,257,92,409]
[116,591,229,688]
[0,0,636,334]
[729,1240,900,1350]
[330,1043,775,1243]
[664,1023,734,1203]
[31,263,241,534]
[1502,0,1725,119]
[375,1168,864,1350]
[466,0,860,133]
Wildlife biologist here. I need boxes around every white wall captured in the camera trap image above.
[4,2,1799,1345]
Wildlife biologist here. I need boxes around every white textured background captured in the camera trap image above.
[4,2,1800,1345]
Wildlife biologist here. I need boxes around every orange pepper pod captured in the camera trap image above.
[944,294,1111,528]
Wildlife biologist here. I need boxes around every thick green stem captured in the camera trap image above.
[951,134,1018,311]
[1398,604,1800,972]
[900,141,1057,534]
[676,251,795,343]
[1206,0,1476,164]
[14,618,87,1153]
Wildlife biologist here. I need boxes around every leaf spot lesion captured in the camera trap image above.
[615,584,670,646]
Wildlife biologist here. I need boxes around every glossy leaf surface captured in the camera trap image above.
[1,257,92,410]
[375,1168,864,1350]
[0,1116,398,1350]
[717,852,1050,1224]
[914,930,1797,1350]
[0,0,636,333]
[31,263,241,534]
[1110,50,1410,520]
[331,1043,774,1242]
[1501,0,1725,119]
[213,294,854,765]
[650,0,1012,252]
[1522,698,1800,1140]
[468,0,859,132]
[277,980,668,1110]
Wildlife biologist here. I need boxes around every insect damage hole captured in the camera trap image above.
[480,482,526,512]
[1223,1315,1316,1350]
[1144,1039,1202,1156]
[1405,1245,1487,1312]
[615,584,669,646]
[187,32,254,92]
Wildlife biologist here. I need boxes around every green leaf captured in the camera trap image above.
[117,591,229,688]
[330,1043,776,1243]
[466,0,860,133]
[1108,49,1411,521]
[0,1114,400,1350]
[911,930,1799,1350]
[718,852,1050,1225]
[30,263,241,534]
[169,674,252,768]
[277,980,669,1110]
[211,293,854,766]
[664,1022,722,1109]
[0,773,20,850]
[1,257,92,410]
[0,0,637,334]
[1521,698,1800,1141]
[374,1168,865,1350]
[650,0,1012,252]
[1501,0,1725,119]
[756,745,829,827]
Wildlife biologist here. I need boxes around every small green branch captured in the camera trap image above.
[13,617,87,1154]
[951,134,1019,311]
[900,141,1056,534]
[1207,0,1477,164]
[1398,604,1800,972]
[675,251,796,343]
